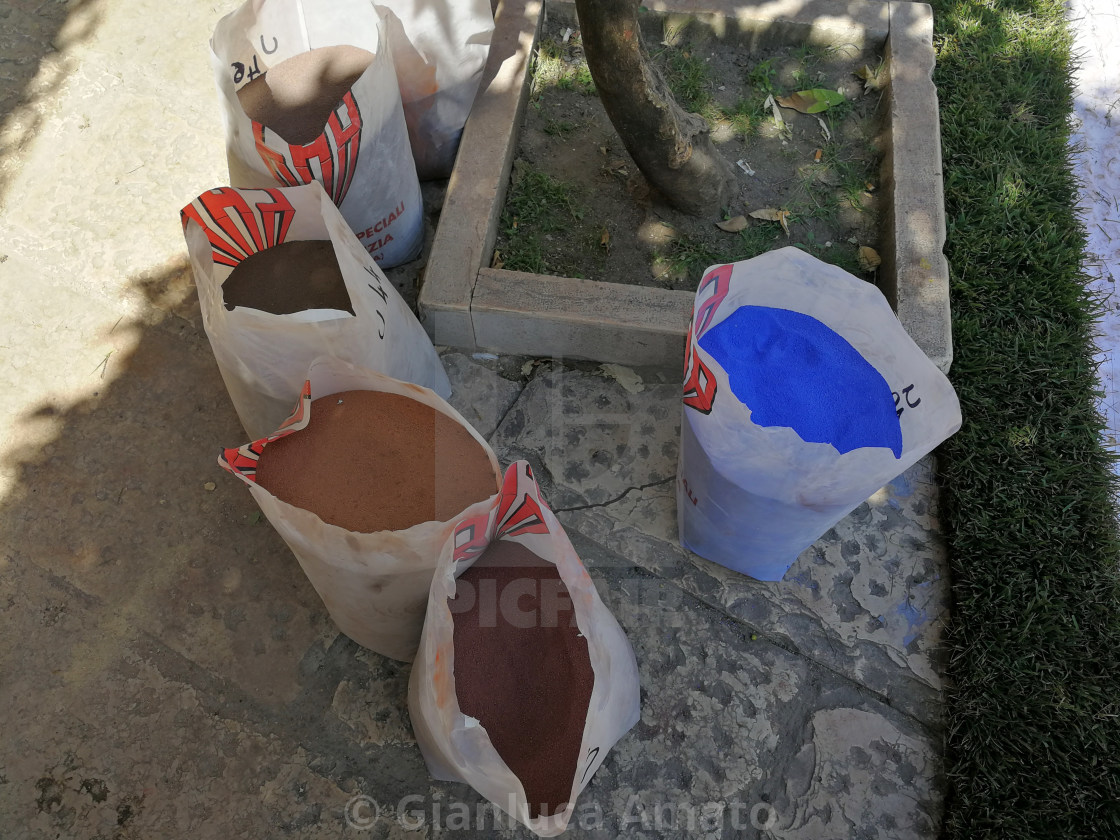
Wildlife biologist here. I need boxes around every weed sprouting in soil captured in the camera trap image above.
[532,37,595,99]
[744,58,780,101]
[543,118,579,137]
[497,164,598,277]
[660,48,713,112]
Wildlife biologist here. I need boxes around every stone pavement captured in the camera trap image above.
[0,0,947,836]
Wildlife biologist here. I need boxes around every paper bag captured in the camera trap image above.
[212,0,423,266]
[409,461,641,837]
[182,182,449,441]
[219,357,502,662]
[677,247,962,580]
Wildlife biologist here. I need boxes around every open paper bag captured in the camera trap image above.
[677,247,962,580]
[212,0,423,266]
[409,461,641,837]
[219,357,500,662]
[182,182,449,441]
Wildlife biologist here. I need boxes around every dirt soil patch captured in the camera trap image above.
[495,14,888,291]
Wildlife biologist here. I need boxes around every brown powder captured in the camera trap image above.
[255,390,498,532]
[222,240,353,315]
[450,540,595,819]
[237,45,375,145]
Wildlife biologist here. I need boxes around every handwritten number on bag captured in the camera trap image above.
[893,384,920,418]
[231,54,263,84]
[361,268,389,339]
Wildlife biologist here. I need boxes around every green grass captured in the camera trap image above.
[657,223,865,281]
[660,48,712,112]
[496,165,586,275]
[931,0,1120,836]
[726,98,765,138]
[532,38,595,98]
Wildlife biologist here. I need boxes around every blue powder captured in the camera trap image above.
[698,306,902,457]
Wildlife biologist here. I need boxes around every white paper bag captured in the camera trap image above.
[409,461,641,837]
[212,0,423,267]
[219,357,502,662]
[677,247,962,580]
[376,0,495,179]
[182,182,449,441]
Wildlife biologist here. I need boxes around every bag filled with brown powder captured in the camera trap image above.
[408,461,641,837]
[182,181,450,442]
[212,0,423,267]
[219,357,501,661]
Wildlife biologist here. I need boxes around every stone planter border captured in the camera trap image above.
[419,0,952,372]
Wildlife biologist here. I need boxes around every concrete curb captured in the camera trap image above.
[419,0,952,372]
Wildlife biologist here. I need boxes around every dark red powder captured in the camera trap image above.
[255,390,498,532]
[450,540,595,819]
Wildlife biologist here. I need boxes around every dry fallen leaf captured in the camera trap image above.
[491,250,504,269]
[600,226,611,247]
[715,215,749,232]
[817,117,831,142]
[763,94,785,128]
[855,63,889,92]
[605,158,629,178]
[858,246,882,271]
[813,148,823,162]
[749,208,791,236]
[776,88,845,114]
[599,363,645,394]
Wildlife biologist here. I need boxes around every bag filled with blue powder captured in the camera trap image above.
[677,247,961,580]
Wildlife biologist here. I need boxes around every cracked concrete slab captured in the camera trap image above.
[440,350,524,441]
[777,707,940,839]
[532,538,941,840]
[491,366,949,725]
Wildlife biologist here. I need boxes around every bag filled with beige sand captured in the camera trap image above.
[218,357,501,662]
[212,0,422,267]
[182,182,449,442]
[408,461,641,837]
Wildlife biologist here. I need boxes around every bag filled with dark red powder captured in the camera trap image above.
[218,357,501,662]
[408,461,641,837]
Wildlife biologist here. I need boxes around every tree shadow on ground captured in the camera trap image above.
[0,263,433,834]
[0,0,106,206]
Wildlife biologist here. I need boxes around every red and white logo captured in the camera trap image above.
[253,92,362,206]
[181,187,295,267]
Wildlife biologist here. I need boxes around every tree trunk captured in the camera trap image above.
[574,0,737,217]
